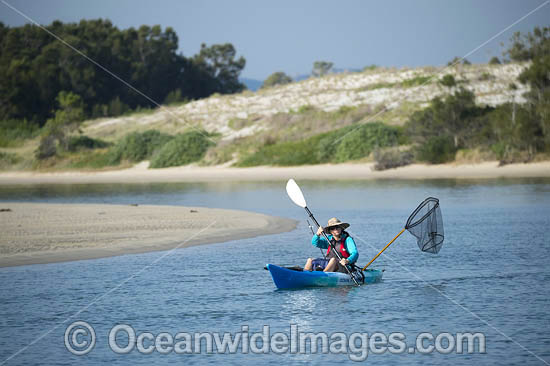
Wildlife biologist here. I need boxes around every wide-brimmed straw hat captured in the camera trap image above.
[323,217,350,234]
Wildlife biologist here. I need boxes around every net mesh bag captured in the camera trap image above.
[405,197,444,254]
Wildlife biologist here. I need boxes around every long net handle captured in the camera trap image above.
[362,228,405,271]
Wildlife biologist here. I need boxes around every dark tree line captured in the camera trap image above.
[0,19,246,127]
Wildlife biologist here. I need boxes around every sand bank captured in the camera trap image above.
[0,161,549,185]
[0,202,297,267]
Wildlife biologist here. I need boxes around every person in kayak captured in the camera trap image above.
[304,217,358,272]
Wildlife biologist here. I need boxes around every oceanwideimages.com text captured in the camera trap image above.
[65,322,486,361]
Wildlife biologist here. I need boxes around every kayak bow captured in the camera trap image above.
[266,264,383,289]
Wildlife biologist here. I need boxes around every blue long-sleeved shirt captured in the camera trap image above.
[311,233,358,264]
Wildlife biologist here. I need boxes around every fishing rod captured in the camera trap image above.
[307,219,326,259]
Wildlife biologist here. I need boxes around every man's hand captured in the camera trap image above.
[339,258,349,266]
[316,226,324,236]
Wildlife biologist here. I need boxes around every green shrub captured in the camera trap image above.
[0,119,39,147]
[261,72,293,89]
[297,105,315,114]
[362,64,378,71]
[491,142,507,160]
[329,123,401,162]
[236,136,323,167]
[67,136,110,152]
[0,151,21,169]
[415,136,457,164]
[203,145,234,165]
[108,96,130,116]
[91,104,109,118]
[68,151,116,169]
[447,57,470,66]
[316,128,349,162]
[439,74,456,88]
[237,122,402,166]
[490,143,528,165]
[163,89,187,105]
[401,75,432,87]
[478,72,494,81]
[262,135,277,146]
[107,130,174,164]
[149,131,214,168]
[228,118,254,130]
[365,82,395,90]
[373,147,413,170]
[337,106,354,115]
[35,135,58,160]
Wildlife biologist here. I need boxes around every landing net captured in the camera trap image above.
[405,197,444,254]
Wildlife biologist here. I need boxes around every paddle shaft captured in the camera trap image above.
[304,207,360,286]
[362,228,405,271]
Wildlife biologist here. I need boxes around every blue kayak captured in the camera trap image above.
[266,264,383,289]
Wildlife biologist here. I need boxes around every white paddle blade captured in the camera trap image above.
[286,179,307,208]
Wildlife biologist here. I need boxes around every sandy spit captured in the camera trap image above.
[0,161,550,185]
[0,202,297,267]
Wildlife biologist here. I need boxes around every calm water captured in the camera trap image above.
[1,179,550,365]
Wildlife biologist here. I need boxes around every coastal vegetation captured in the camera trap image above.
[0,23,548,171]
[261,72,293,89]
[0,19,245,129]
[235,122,402,167]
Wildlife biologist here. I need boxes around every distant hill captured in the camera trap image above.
[293,74,310,82]
[240,78,263,91]
[333,67,363,73]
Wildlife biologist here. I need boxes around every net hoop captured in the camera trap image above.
[405,197,440,229]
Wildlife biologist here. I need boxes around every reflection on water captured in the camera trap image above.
[0,178,550,365]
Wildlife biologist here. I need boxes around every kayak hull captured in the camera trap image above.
[266,264,383,289]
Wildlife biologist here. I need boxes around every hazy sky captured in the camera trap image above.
[1,0,549,80]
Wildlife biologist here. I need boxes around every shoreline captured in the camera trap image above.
[0,202,297,268]
[1,161,550,185]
